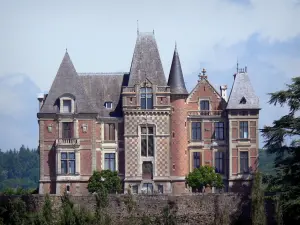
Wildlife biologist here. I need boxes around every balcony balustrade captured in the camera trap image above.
[188,110,222,117]
[56,138,80,147]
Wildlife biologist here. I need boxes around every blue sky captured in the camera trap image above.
[0,0,299,150]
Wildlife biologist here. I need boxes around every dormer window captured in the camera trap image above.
[59,94,75,114]
[63,100,72,113]
[240,97,247,104]
[105,102,113,109]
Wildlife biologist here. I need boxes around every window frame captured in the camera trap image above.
[239,151,249,174]
[104,153,116,171]
[193,152,201,169]
[214,151,224,174]
[61,152,76,175]
[239,121,249,139]
[62,122,74,139]
[105,102,113,109]
[191,122,201,141]
[104,123,116,141]
[140,126,154,157]
[142,183,153,194]
[200,100,210,111]
[215,122,224,140]
[140,87,153,109]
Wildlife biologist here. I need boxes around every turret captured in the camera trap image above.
[168,44,189,194]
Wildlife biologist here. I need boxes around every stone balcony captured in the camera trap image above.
[188,110,223,117]
[55,138,80,148]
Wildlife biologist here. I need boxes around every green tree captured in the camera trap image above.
[251,172,266,225]
[261,76,300,223]
[87,170,122,194]
[186,166,223,192]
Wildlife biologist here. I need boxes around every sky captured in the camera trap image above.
[0,0,299,150]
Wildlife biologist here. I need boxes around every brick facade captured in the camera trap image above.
[37,33,259,195]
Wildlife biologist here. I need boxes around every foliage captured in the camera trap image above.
[87,170,122,194]
[0,145,39,192]
[251,172,266,225]
[186,166,224,191]
[261,76,300,223]
[94,187,111,225]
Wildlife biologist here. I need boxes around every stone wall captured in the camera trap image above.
[0,193,276,225]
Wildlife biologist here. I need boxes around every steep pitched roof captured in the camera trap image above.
[167,45,188,95]
[40,52,94,113]
[128,32,166,86]
[226,72,259,109]
[79,73,129,117]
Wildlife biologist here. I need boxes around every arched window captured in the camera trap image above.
[140,87,153,109]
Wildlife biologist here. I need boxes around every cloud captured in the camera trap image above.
[0,74,40,150]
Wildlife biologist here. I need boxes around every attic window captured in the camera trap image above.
[63,100,72,113]
[240,97,247,104]
[105,102,113,109]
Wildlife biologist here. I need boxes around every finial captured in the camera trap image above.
[137,20,139,35]
[202,68,206,76]
[66,48,68,53]
[245,66,247,73]
[198,68,207,80]
[236,58,239,74]
[153,29,155,35]
[175,41,177,52]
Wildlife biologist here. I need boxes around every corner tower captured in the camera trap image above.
[167,44,189,194]
[227,67,260,192]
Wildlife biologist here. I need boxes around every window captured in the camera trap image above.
[141,126,154,157]
[215,122,224,140]
[239,121,249,138]
[66,185,70,193]
[200,100,210,110]
[105,102,113,109]
[215,152,224,174]
[140,87,153,109]
[191,122,201,140]
[132,185,138,194]
[193,152,201,169]
[240,97,247,104]
[142,161,153,179]
[61,152,75,175]
[63,100,72,113]
[158,185,164,194]
[142,183,153,194]
[104,123,115,141]
[104,153,115,171]
[62,122,73,139]
[240,151,249,173]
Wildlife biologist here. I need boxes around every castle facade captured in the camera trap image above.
[37,32,260,195]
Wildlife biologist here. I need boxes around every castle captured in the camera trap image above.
[37,31,260,195]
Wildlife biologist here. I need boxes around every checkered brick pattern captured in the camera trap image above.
[155,137,169,176]
[125,116,138,134]
[125,137,138,176]
[125,115,169,135]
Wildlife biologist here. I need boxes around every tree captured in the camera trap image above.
[251,172,266,225]
[87,170,122,194]
[261,76,300,223]
[186,166,223,192]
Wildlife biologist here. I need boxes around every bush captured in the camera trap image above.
[87,170,122,194]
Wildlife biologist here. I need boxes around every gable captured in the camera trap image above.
[187,78,226,111]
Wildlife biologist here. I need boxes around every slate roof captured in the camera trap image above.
[79,73,129,117]
[226,72,259,109]
[40,52,95,113]
[167,45,188,95]
[128,32,167,86]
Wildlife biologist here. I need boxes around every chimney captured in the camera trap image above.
[37,93,45,111]
[220,85,228,102]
